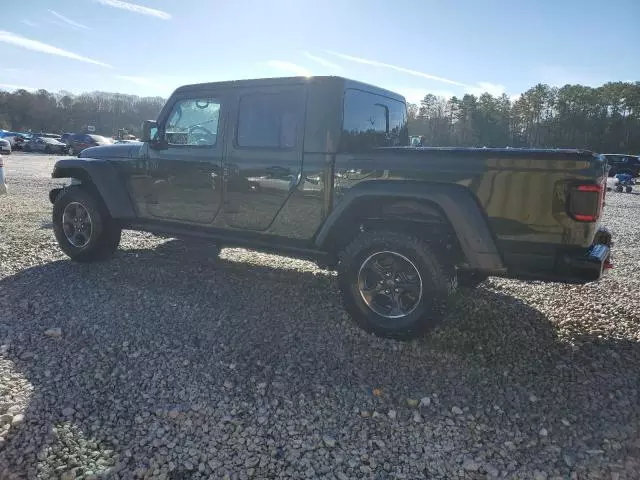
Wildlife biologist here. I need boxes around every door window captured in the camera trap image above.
[236,92,301,149]
[165,98,221,146]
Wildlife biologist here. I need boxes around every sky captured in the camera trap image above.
[0,0,638,104]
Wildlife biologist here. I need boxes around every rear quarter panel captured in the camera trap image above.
[333,149,605,251]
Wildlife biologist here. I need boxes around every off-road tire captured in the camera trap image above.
[457,270,488,288]
[53,186,121,262]
[338,230,457,340]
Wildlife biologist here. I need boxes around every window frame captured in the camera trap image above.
[160,95,223,149]
[340,88,408,151]
[233,90,303,152]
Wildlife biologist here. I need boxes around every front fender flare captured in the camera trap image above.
[51,158,136,219]
[315,181,505,272]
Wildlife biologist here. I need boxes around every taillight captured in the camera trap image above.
[569,180,605,222]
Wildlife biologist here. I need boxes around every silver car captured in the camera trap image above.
[0,138,11,154]
[24,136,68,154]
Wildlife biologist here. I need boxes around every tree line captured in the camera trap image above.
[0,89,165,136]
[1,81,639,153]
[407,81,640,153]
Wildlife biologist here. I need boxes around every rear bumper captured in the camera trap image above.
[504,227,613,284]
[558,227,613,283]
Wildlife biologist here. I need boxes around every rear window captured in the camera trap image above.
[340,89,408,152]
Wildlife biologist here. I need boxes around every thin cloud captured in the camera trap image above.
[21,20,37,27]
[325,51,469,88]
[48,10,90,30]
[95,0,171,20]
[302,52,342,71]
[0,31,112,68]
[265,61,312,77]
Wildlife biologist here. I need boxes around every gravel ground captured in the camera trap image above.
[1,153,639,479]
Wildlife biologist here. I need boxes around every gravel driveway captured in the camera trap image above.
[1,154,639,479]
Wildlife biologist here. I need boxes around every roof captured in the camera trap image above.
[174,76,405,103]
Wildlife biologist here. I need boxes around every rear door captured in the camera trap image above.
[222,86,305,230]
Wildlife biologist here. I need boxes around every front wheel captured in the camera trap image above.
[338,231,457,340]
[53,187,122,262]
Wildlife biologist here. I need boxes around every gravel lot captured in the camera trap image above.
[1,153,639,479]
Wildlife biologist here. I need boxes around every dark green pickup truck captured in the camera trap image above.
[49,76,612,339]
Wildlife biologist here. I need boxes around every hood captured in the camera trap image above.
[80,143,142,159]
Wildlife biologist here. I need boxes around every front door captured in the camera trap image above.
[223,86,305,230]
[145,93,226,224]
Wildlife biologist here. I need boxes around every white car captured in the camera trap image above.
[0,138,11,154]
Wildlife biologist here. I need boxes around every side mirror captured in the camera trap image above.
[141,120,158,143]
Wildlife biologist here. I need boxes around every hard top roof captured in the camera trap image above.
[173,76,405,103]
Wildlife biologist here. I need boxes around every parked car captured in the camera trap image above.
[12,134,27,150]
[60,133,74,146]
[602,154,640,178]
[49,75,613,339]
[68,134,113,156]
[24,136,68,154]
[0,131,20,148]
[0,138,11,154]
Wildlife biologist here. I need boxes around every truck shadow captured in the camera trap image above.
[1,239,638,476]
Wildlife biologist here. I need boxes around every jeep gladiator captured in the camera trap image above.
[49,76,612,339]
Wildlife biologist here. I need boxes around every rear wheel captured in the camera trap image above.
[626,186,633,193]
[338,230,457,340]
[53,187,121,262]
[616,185,623,192]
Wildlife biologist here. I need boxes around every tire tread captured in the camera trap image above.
[337,230,457,339]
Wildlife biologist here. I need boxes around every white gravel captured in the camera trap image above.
[1,153,639,479]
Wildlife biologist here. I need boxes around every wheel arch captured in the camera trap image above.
[315,181,505,273]
[50,159,136,219]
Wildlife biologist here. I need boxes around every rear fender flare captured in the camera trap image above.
[315,181,504,272]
